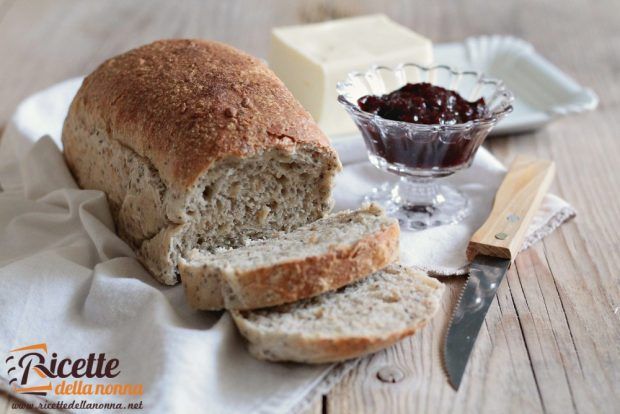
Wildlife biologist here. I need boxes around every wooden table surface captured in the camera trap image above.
[1,1,618,413]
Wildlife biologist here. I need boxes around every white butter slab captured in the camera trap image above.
[271,15,433,136]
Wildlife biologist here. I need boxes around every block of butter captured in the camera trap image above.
[270,14,433,136]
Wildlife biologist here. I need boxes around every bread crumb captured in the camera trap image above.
[257,206,271,224]
[382,291,401,303]
[229,182,241,198]
[224,107,238,117]
[307,234,319,244]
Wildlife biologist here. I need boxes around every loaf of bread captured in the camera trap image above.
[180,203,399,310]
[232,264,445,363]
[62,39,341,284]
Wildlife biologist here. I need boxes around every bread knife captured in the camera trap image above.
[443,155,555,390]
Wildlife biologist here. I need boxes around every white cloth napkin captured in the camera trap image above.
[0,77,575,414]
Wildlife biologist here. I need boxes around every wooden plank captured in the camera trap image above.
[509,246,579,413]
[0,0,15,22]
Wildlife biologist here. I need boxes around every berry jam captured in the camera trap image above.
[358,83,487,125]
[355,83,490,170]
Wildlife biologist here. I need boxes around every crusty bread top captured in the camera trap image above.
[66,39,338,190]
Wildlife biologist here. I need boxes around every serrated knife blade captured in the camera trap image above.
[442,156,555,390]
[444,255,511,389]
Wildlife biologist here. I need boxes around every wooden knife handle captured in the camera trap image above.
[466,156,555,261]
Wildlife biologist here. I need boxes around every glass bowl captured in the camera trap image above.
[337,63,513,230]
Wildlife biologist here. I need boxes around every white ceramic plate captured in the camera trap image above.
[433,35,598,134]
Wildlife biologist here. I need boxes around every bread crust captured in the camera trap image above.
[236,317,430,364]
[230,221,399,309]
[64,39,336,192]
[180,217,400,311]
[231,269,445,363]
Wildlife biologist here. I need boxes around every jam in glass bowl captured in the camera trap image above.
[337,64,513,230]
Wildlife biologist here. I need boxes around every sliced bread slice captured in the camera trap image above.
[179,203,399,311]
[231,264,444,364]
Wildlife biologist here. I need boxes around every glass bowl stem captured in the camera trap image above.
[395,176,443,210]
[366,175,470,230]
